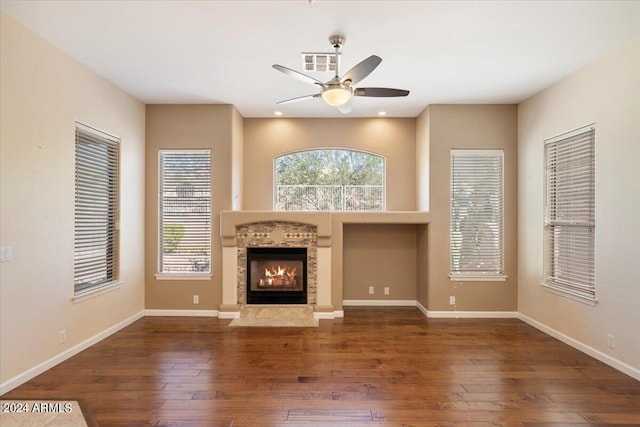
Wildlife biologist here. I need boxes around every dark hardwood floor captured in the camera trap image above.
[3,307,640,426]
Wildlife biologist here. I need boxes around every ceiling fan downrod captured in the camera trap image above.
[321,34,352,106]
[328,34,345,79]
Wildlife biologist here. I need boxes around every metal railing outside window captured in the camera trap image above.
[276,185,384,211]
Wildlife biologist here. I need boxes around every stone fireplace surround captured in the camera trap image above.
[219,211,333,319]
[219,210,430,319]
[238,222,316,305]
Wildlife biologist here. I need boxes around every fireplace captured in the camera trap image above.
[246,247,307,304]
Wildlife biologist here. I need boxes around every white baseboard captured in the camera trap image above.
[426,310,519,318]
[518,313,640,381]
[217,311,240,319]
[416,301,428,317]
[343,299,418,306]
[346,300,518,319]
[417,301,519,318]
[0,310,144,395]
[313,310,344,319]
[144,309,219,317]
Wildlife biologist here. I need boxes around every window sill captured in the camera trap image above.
[540,283,597,306]
[449,274,508,282]
[155,273,212,281]
[73,281,122,304]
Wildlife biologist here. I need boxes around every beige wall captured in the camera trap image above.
[243,118,417,210]
[343,224,417,301]
[0,14,146,386]
[145,105,240,310]
[427,105,518,312]
[518,38,640,371]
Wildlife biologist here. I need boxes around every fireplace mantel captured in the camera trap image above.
[220,211,332,247]
[220,210,430,244]
[219,210,431,319]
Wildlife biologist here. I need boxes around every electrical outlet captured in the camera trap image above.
[384,286,390,295]
[449,296,456,305]
[193,295,199,304]
[368,286,374,295]
[59,329,67,344]
[607,334,615,349]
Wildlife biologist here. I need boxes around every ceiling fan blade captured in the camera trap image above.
[337,102,352,114]
[354,87,410,97]
[273,65,325,86]
[341,55,382,86]
[277,93,321,105]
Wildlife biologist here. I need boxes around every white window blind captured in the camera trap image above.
[450,149,504,279]
[74,123,119,294]
[544,124,595,302]
[159,150,211,275]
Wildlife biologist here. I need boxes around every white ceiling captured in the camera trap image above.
[2,0,639,118]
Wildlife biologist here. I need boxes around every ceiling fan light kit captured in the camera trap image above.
[321,86,352,106]
[273,34,409,113]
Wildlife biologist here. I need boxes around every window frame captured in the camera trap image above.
[449,149,506,282]
[74,122,121,297]
[542,124,596,304]
[273,148,386,212]
[156,149,212,280]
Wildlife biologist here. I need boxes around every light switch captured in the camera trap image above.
[0,247,12,262]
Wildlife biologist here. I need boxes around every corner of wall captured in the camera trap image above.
[416,106,431,212]
[231,106,244,211]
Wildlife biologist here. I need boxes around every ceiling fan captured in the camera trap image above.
[273,34,409,113]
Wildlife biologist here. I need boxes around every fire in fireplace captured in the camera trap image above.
[258,264,298,288]
[246,247,307,304]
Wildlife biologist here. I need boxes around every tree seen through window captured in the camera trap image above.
[275,149,384,211]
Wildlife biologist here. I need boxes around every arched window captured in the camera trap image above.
[274,149,385,211]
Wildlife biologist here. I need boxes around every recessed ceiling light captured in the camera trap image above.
[274,111,283,116]
[378,111,387,116]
